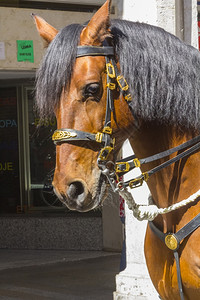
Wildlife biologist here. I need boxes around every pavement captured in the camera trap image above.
[0,250,121,300]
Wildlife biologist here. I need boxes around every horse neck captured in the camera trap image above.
[129,122,200,231]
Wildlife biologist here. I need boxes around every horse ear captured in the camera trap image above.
[80,0,112,45]
[32,14,58,44]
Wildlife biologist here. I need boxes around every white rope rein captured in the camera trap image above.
[119,188,200,221]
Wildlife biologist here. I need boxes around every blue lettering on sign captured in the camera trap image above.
[0,120,17,128]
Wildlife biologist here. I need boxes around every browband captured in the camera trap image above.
[77,46,114,58]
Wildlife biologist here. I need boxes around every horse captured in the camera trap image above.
[33,0,200,299]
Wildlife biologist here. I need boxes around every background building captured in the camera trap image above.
[0,0,123,252]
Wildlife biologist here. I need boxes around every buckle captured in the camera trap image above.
[98,146,113,161]
[165,234,179,250]
[117,75,129,91]
[103,126,112,135]
[115,162,130,173]
[129,177,144,189]
[106,82,116,90]
[106,63,116,78]
[95,132,103,143]
[133,158,141,168]
[143,172,149,182]
[124,93,132,101]
[129,172,149,189]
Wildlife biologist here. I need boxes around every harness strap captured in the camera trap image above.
[77,46,114,57]
[122,140,200,188]
[116,134,200,174]
[148,213,200,300]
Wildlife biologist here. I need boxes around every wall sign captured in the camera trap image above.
[17,40,34,63]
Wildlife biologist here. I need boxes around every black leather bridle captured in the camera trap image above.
[52,44,134,189]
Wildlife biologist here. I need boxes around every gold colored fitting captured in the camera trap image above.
[115,162,130,173]
[143,172,149,182]
[117,75,129,91]
[95,132,103,143]
[52,130,77,141]
[106,82,116,90]
[125,94,132,101]
[98,146,113,161]
[103,126,112,135]
[133,158,141,168]
[165,234,178,250]
[106,63,116,78]
[129,177,144,189]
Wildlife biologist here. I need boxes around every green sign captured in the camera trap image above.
[17,40,34,63]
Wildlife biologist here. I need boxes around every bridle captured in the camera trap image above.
[52,44,135,190]
[52,43,200,193]
[51,43,200,300]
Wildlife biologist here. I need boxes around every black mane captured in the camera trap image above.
[35,23,84,118]
[36,19,200,130]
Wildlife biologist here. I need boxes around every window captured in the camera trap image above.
[0,85,66,214]
[0,87,20,213]
[26,88,63,209]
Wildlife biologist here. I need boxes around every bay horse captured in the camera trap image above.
[33,0,200,299]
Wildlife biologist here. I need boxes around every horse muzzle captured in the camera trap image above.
[53,178,104,212]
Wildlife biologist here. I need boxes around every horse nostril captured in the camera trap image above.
[67,181,85,202]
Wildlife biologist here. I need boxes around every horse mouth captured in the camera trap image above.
[54,172,108,212]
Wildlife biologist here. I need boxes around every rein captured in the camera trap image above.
[51,43,200,300]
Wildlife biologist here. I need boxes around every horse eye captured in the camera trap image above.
[84,83,100,99]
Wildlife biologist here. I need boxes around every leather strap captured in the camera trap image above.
[122,140,200,188]
[52,128,114,145]
[148,213,200,300]
[174,251,184,300]
[175,212,200,242]
[77,46,114,58]
[116,135,200,173]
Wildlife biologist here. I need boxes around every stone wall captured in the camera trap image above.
[0,215,102,250]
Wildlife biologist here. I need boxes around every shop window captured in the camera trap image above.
[0,87,20,213]
[26,88,65,210]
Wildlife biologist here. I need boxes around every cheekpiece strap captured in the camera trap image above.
[76,46,114,58]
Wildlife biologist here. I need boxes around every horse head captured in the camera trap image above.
[33,0,135,212]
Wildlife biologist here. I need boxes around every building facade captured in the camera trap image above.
[0,0,123,251]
